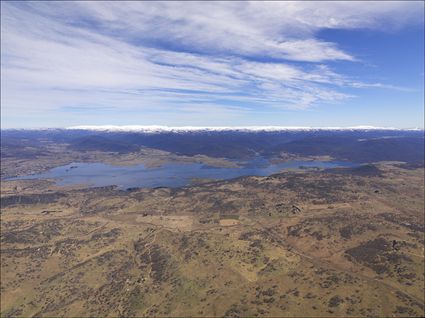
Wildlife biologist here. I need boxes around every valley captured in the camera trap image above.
[1,129,424,317]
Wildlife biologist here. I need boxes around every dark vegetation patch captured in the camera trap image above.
[239,229,283,246]
[328,295,344,307]
[395,291,425,312]
[224,304,247,317]
[393,306,416,316]
[2,245,51,260]
[220,214,239,220]
[2,307,24,318]
[395,162,425,170]
[258,260,279,275]
[0,192,66,208]
[378,212,425,233]
[345,238,391,275]
[287,213,376,240]
[274,203,302,215]
[136,243,175,284]
[345,238,413,275]
[1,220,64,244]
[279,174,348,203]
[339,222,377,239]
[325,164,382,177]
[91,228,122,243]
[176,233,207,260]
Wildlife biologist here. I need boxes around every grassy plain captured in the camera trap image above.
[1,160,424,317]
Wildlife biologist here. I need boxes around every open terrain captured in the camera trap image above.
[2,0,424,316]
[1,129,424,317]
[2,128,424,179]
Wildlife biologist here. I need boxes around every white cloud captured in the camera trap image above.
[24,1,421,62]
[1,1,423,125]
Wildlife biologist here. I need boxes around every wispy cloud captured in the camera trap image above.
[1,1,423,126]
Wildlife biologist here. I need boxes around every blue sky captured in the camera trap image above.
[1,1,424,128]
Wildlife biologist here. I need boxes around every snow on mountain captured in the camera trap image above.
[65,125,423,133]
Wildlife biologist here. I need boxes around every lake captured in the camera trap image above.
[8,159,356,189]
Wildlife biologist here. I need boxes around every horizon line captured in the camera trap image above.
[2,125,424,132]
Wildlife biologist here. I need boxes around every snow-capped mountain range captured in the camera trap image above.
[65,125,423,133]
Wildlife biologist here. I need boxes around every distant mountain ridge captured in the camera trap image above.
[65,125,424,133]
[2,127,424,164]
[69,135,140,154]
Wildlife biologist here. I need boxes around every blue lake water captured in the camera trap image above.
[9,159,356,189]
